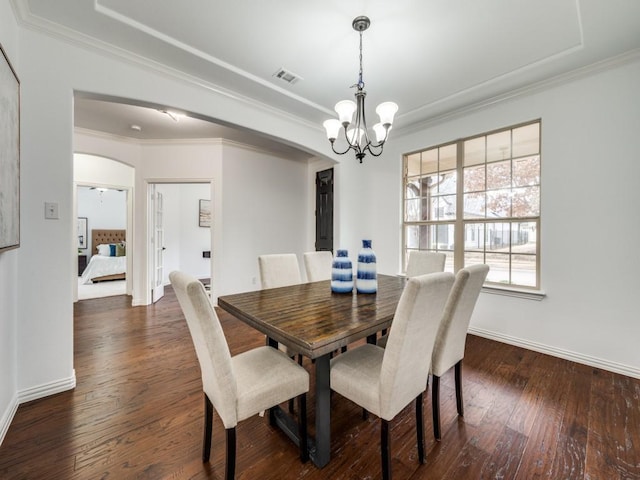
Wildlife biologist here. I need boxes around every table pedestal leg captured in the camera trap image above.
[312,354,331,467]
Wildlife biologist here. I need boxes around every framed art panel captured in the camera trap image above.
[77,217,87,249]
[199,199,211,228]
[0,43,20,252]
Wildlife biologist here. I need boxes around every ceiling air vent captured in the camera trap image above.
[273,68,302,85]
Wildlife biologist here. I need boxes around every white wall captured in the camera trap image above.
[219,143,310,294]
[0,0,20,446]
[74,152,137,187]
[367,55,640,376]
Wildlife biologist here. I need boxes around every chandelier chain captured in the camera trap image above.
[358,30,364,89]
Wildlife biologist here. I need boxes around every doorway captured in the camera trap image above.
[315,168,334,252]
[148,182,212,303]
[73,153,134,302]
[76,185,129,300]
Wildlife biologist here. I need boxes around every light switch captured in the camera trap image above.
[44,202,59,219]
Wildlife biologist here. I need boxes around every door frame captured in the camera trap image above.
[145,180,213,304]
[307,161,337,254]
[73,181,133,303]
[314,168,334,252]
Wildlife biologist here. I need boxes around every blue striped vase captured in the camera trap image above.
[356,239,377,294]
[331,250,353,293]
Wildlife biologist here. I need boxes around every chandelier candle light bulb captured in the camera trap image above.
[323,16,398,163]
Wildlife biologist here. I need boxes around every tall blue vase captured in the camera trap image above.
[331,250,353,293]
[357,239,377,294]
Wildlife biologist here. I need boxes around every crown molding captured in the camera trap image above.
[73,127,310,162]
[74,126,225,145]
[397,48,640,138]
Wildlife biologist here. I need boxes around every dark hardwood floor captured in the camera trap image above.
[1,287,638,479]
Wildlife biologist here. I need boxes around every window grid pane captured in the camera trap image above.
[403,120,540,289]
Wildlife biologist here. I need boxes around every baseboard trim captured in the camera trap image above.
[17,370,76,404]
[0,393,19,447]
[131,297,146,306]
[468,327,640,380]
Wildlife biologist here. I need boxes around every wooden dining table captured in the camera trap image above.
[217,273,407,468]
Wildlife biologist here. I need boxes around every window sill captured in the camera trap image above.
[481,285,546,301]
[398,273,546,301]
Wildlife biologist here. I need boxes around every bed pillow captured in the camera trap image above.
[97,244,111,256]
[115,243,126,257]
[109,244,117,256]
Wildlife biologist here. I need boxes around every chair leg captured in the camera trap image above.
[415,393,425,464]
[432,375,442,441]
[298,393,309,463]
[381,419,392,480]
[225,427,236,480]
[288,355,304,414]
[455,360,464,417]
[203,394,213,462]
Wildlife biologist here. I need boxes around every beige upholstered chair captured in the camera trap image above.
[258,253,302,289]
[406,250,446,277]
[330,272,455,480]
[431,264,489,440]
[376,250,447,343]
[258,254,302,358]
[169,271,309,479]
[303,251,333,282]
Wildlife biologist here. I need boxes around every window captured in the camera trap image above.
[403,120,541,289]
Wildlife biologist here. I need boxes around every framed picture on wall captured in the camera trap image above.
[77,217,87,249]
[199,199,211,228]
[0,43,20,252]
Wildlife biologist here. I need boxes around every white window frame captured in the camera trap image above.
[402,120,542,292]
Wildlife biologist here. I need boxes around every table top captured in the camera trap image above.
[217,274,407,359]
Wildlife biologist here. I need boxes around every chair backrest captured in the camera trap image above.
[258,254,302,289]
[303,251,333,282]
[431,264,489,377]
[169,271,239,428]
[406,250,446,277]
[379,272,455,420]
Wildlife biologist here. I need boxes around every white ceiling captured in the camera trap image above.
[12,0,640,153]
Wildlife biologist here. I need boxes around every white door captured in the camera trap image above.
[151,186,165,303]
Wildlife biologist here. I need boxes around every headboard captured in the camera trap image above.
[92,229,126,255]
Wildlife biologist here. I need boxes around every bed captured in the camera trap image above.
[80,229,127,284]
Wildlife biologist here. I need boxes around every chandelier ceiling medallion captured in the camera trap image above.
[323,16,398,163]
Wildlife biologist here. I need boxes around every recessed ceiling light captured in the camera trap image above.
[130,124,142,131]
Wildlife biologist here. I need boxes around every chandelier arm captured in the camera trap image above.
[329,138,356,156]
[340,125,357,150]
[363,142,385,157]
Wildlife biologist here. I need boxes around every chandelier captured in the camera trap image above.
[323,16,398,163]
